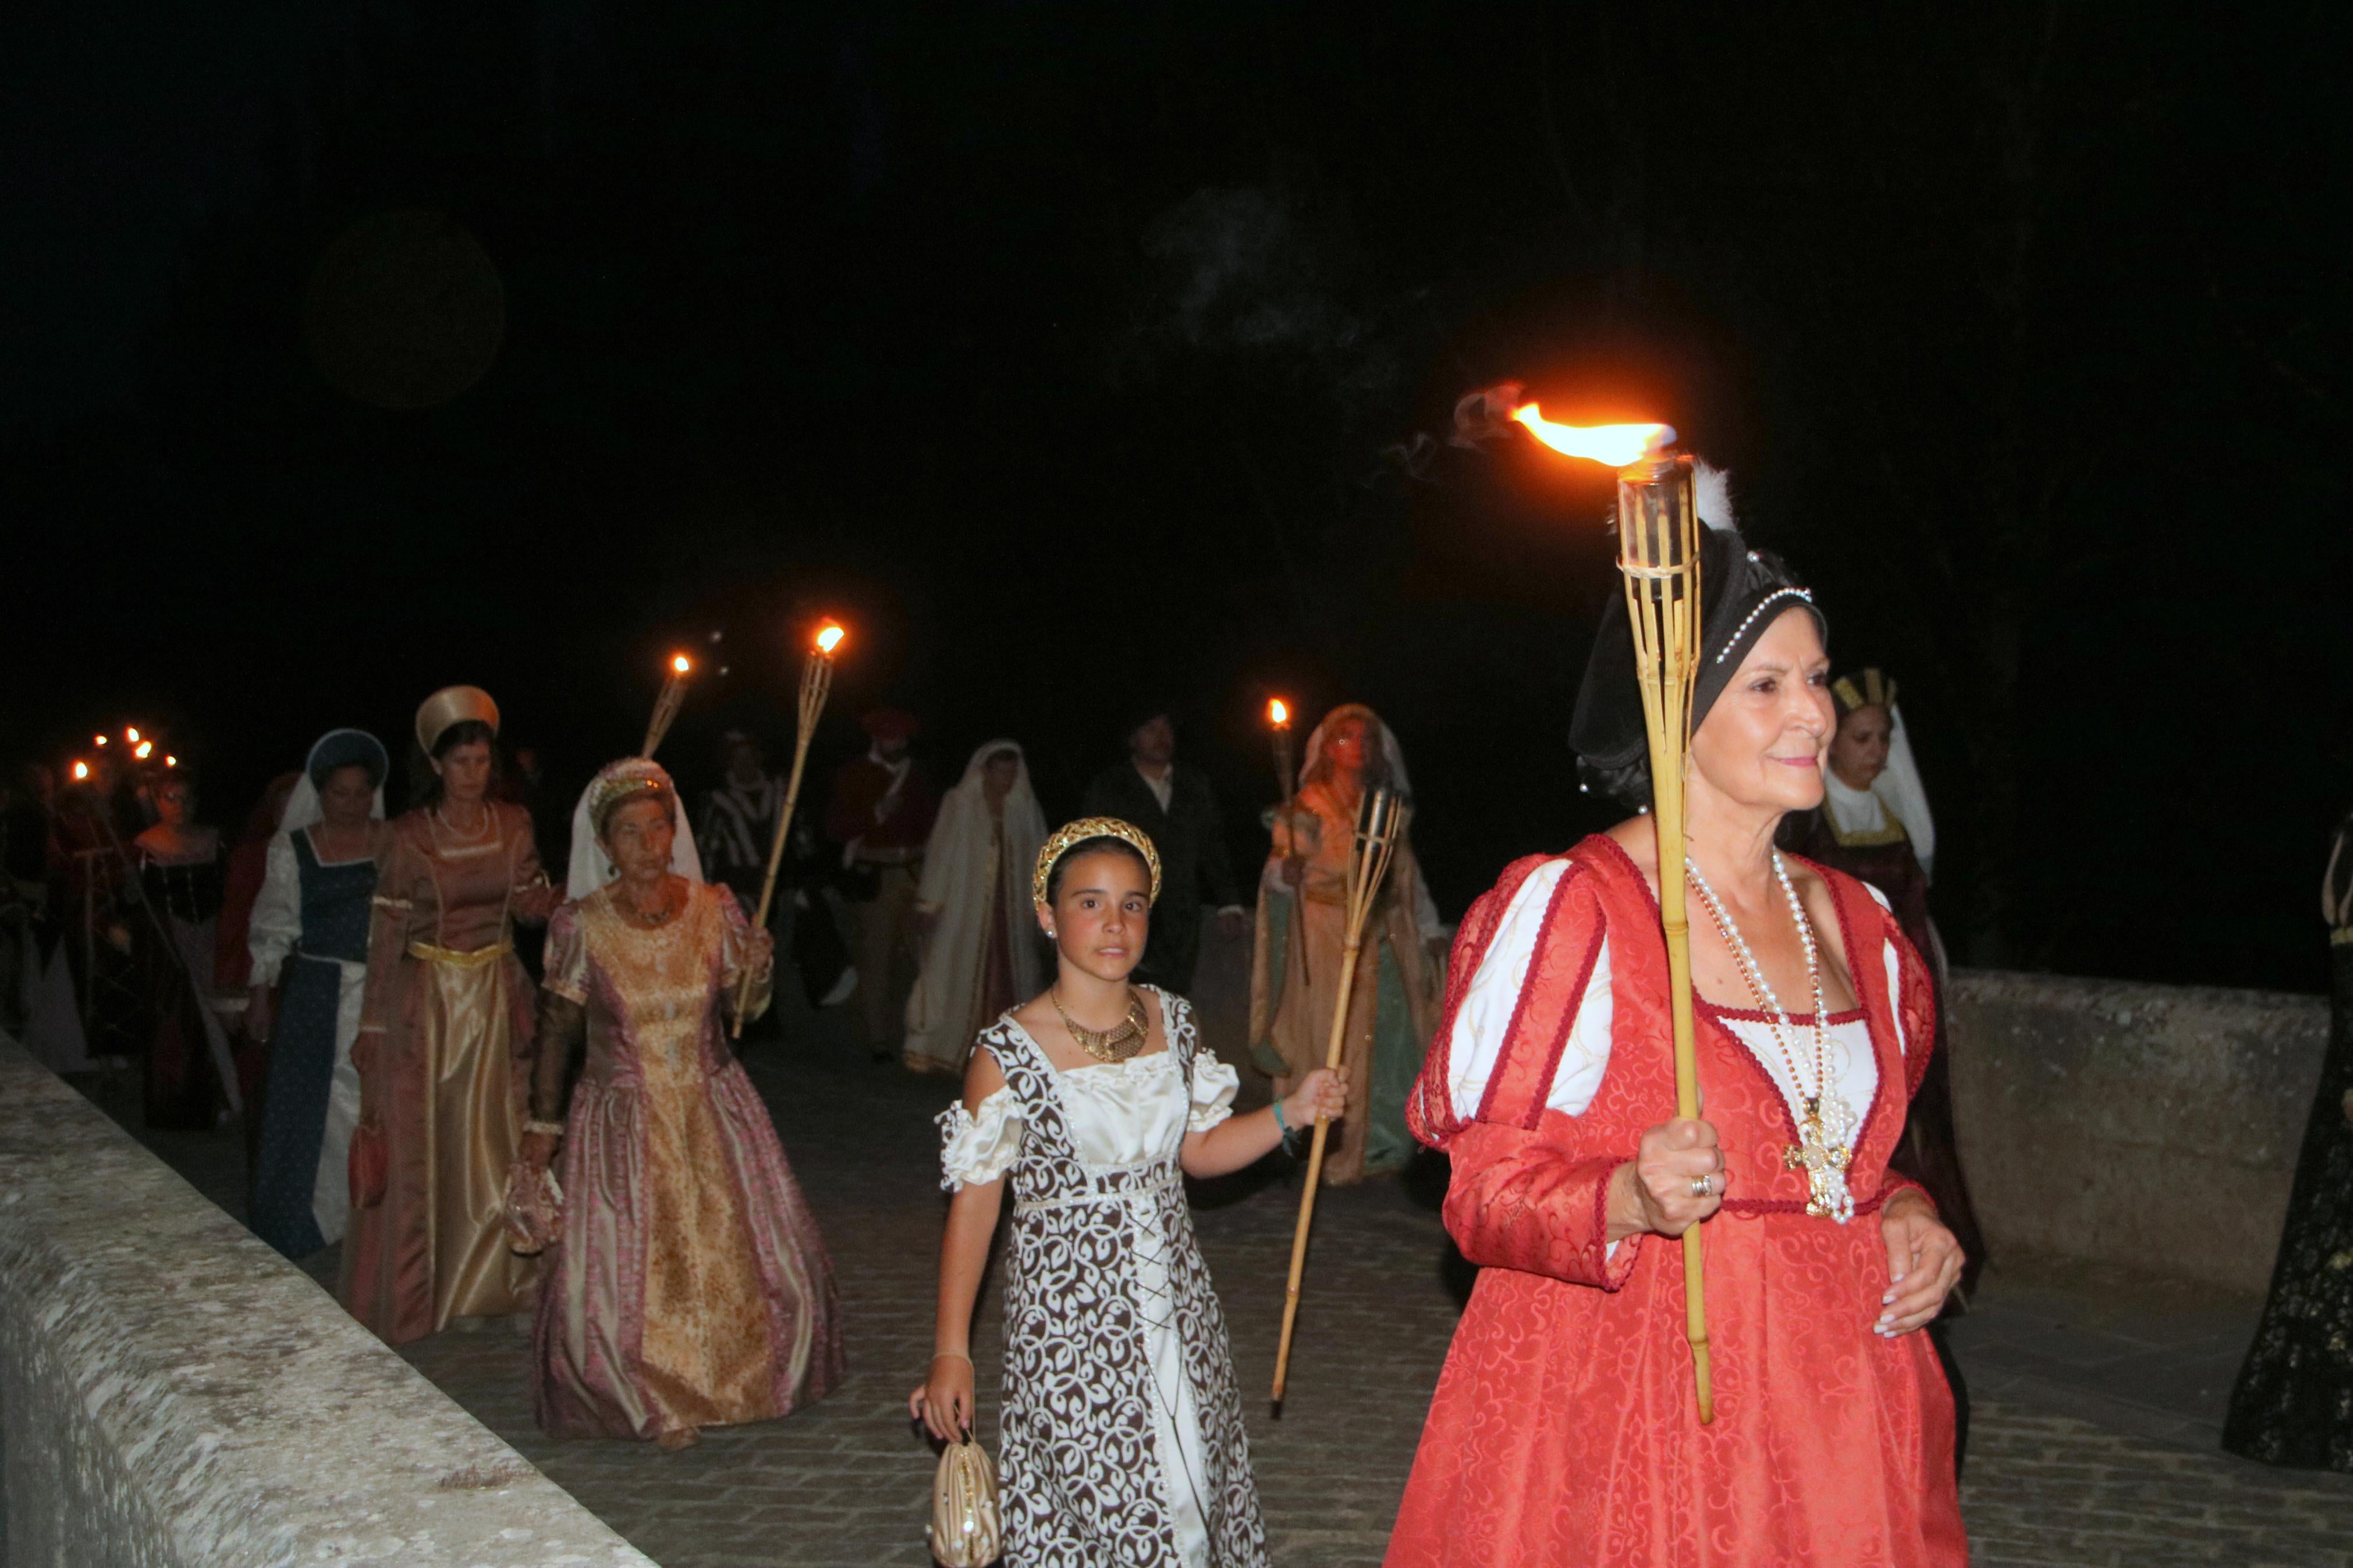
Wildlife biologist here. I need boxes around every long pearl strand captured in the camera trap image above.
[1685,851,1858,1222]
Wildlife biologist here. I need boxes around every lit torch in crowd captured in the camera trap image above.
[641,652,695,759]
[734,620,848,1036]
[1267,697,1296,802]
[1515,399,1715,1425]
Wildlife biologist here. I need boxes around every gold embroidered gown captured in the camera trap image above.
[533,880,843,1439]
[342,802,542,1344]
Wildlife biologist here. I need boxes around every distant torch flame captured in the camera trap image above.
[814,623,846,655]
[1268,698,1290,727]
[134,741,154,760]
[94,734,108,746]
[1512,405,1676,469]
[670,653,692,675]
[126,727,141,744]
[165,755,178,768]
[73,761,90,781]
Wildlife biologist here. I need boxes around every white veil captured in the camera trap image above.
[1297,704,1442,939]
[566,759,706,899]
[1875,705,1936,879]
[280,728,389,834]
[904,741,1048,1054]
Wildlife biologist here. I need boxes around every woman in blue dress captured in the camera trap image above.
[246,730,392,1260]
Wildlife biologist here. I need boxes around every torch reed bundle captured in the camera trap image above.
[731,623,845,1037]
[1269,784,1403,1407]
[641,653,694,759]
[1616,450,1714,1424]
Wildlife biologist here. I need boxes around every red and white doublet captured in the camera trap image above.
[1385,834,1965,1567]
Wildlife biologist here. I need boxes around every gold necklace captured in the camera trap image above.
[1050,986,1149,1064]
[619,880,680,928]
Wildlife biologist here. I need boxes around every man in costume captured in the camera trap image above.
[1080,710,1246,994]
[703,731,854,1023]
[824,709,938,1058]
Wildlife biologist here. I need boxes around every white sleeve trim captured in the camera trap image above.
[1884,938,1906,1058]
[938,1087,1024,1190]
[1188,1058,1240,1133]
[1442,863,1616,1123]
[247,833,303,987]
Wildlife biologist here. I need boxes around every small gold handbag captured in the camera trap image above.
[928,1435,1001,1568]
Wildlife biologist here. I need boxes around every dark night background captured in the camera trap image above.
[5,3,2345,991]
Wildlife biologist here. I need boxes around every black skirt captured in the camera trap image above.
[2221,937,2353,1471]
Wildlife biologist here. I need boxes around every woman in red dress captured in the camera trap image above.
[1386,509,1967,1566]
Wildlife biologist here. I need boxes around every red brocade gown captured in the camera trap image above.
[1385,836,1965,1567]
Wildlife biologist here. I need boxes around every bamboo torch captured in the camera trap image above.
[1266,697,1296,802]
[641,652,694,758]
[1270,784,1403,1407]
[1516,404,1714,1424]
[730,621,846,1037]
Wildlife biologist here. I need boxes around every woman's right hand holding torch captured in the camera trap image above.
[1610,1116,1726,1241]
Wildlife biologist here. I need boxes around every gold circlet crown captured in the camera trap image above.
[1031,816,1162,912]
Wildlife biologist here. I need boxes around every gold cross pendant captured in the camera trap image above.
[1779,1100,1854,1222]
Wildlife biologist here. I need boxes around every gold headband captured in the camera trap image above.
[587,762,676,830]
[1830,669,1897,717]
[1032,817,1162,911]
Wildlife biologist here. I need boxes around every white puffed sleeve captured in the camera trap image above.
[1187,1055,1240,1133]
[247,834,303,987]
[938,1087,1024,1191]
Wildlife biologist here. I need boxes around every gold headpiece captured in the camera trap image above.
[414,685,501,755]
[1829,668,1896,717]
[1032,817,1162,911]
[586,758,676,831]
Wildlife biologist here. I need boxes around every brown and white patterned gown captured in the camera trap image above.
[939,990,1269,1568]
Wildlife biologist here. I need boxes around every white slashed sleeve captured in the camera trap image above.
[1858,882,1908,1059]
[1188,1055,1240,1133]
[1439,861,1616,1127]
[247,833,303,987]
[938,1087,1025,1191]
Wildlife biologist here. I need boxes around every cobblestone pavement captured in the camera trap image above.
[80,1000,2353,1566]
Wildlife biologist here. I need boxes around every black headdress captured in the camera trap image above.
[1569,482,1825,810]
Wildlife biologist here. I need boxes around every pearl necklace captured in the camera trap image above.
[1685,852,1857,1223]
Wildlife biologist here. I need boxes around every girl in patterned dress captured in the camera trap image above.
[912,817,1344,1568]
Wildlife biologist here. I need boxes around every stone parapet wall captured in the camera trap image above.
[1945,969,2330,1295]
[0,1038,655,1568]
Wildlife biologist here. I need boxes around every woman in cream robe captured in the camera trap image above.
[902,741,1048,1075]
[1249,705,1442,1185]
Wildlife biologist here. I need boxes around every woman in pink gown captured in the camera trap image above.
[523,758,842,1448]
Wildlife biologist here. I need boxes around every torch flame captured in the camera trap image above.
[126,727,141,744]
[1268,698,1290,727]
[814,623,846,655]
[134,741,154,760]
[165,755,179,767]
[94,734,108,746]
[73,760,90,780]
[670,653,692,675]
[1512,405,1676,469]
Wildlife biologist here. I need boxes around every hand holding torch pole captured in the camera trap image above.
[641,653,694,759]
[732,621,846,1037]
[1516,406,1713,1424]
[1270,785,1403,1407]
